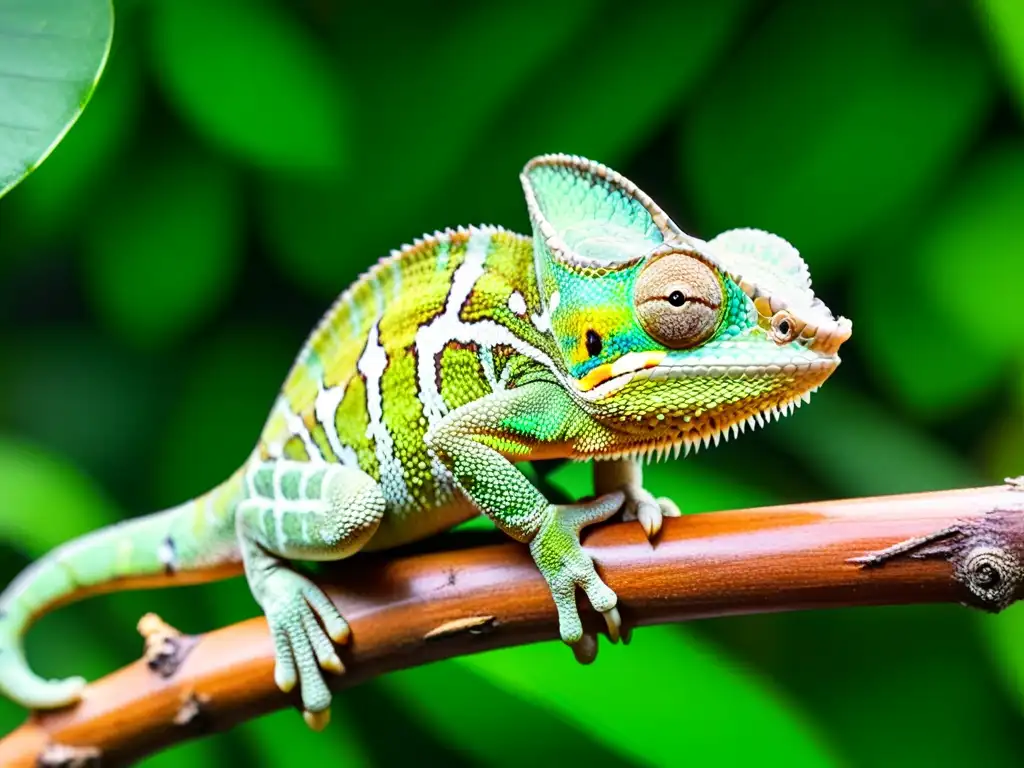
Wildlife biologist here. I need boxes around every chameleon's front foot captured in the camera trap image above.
[257,566,349,728]
[529,492,625,662]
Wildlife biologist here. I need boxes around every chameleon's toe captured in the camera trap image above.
[658,497,682,518]
[620,486,679,540]
[259,569,347,719]
[301,584,350,645]
[636,501,662,539]
[303,706,332,731]
[570,633,598,665]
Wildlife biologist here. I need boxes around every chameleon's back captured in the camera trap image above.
[256,225,559,548]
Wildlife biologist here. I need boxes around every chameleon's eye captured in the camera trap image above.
[634,251,723,349]
[770,310,801,344]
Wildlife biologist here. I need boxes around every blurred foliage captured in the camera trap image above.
[1,0,1023,765]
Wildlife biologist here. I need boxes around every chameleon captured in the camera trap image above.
[0,154,851,729]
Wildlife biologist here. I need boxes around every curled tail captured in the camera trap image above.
[0,478,242,710]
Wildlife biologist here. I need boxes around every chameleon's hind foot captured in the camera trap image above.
[259,567,348,720]
[594,458,680,539]
[620,488,680,539]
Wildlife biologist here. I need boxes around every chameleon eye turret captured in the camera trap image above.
[634,249,724,349]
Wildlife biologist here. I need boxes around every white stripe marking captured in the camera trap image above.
[277,398,319,459]
[315,382,348,457]
[358,321,410,504]
[508,291,527,316]
[415,228,492,425]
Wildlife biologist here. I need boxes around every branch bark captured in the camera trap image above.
[3,480,1024,767]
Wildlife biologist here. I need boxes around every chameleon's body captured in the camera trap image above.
[0,155,851,726]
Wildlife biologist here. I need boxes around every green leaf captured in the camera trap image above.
[229,705,372,768]
[705,605,1023,767]
[458,627,840,766]
[976,0,1024,117]
[382,659,635,767]
[0,327,164,486]
[917,143,1024,359]
[979,367,1024,484]
[154,326,295,506]
[852,239,1008,418]
[259,0,595,295]
[443,0,753,229]
[149,0,349,177]
[854,145,1024,417]
[980,599,1024,728]
[0,435,118,553]
[679,0,994,272]
[0,0,113,199]
[82,142,242,348]
[7,30,141,242]
[770,385,983,497]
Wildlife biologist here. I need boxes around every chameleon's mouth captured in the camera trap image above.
[573,354,838,403]
[574,351,667,394]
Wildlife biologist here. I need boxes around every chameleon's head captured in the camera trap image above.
[521,154,852,459]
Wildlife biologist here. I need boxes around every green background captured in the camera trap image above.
[2,0,1024,764]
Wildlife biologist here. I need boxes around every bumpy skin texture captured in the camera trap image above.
[0,154,851,725]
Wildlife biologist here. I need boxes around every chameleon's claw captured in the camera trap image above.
[603,606,621,643]
[319,652,344,675]
[303,707,331,731]
[636,501,662,539]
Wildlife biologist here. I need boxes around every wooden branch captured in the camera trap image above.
[3,480,1024,767]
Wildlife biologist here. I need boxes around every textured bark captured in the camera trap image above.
[4,480,1024,767]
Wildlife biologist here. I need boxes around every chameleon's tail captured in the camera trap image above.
[0,477,243,710]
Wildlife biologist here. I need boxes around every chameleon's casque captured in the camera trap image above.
[0,154,851,726]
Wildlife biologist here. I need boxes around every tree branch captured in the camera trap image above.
[3,480,1024,766]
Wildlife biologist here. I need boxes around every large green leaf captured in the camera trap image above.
[81,142,242,348]
[703,604,1023,767]
[769,385,983,497]
[917,144,1024,358]
[154,326,295,506]
[0,327,164,486]
[976,0,1024,117]
[856,143,1024,417]
[0,0,113,199]
[444,0,753,230]
[679,0,994,272]
[7,30,141,243]
[852,241,1008,419]
[983,601,1024,717]
[0,437,127,740]
[229,705,372,768]
[259,0,595,295]
[149,0,349,177]
[459,627,840,766]
[0,435,117,551]
[382,659,635,767]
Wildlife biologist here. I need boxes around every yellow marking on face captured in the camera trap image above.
[575,351,666,392]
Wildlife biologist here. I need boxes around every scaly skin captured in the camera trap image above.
[0,154,851,726]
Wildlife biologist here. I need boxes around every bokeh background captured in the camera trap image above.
[2,0,1024,764]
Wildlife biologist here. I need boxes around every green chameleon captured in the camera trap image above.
[0,154,851,728]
